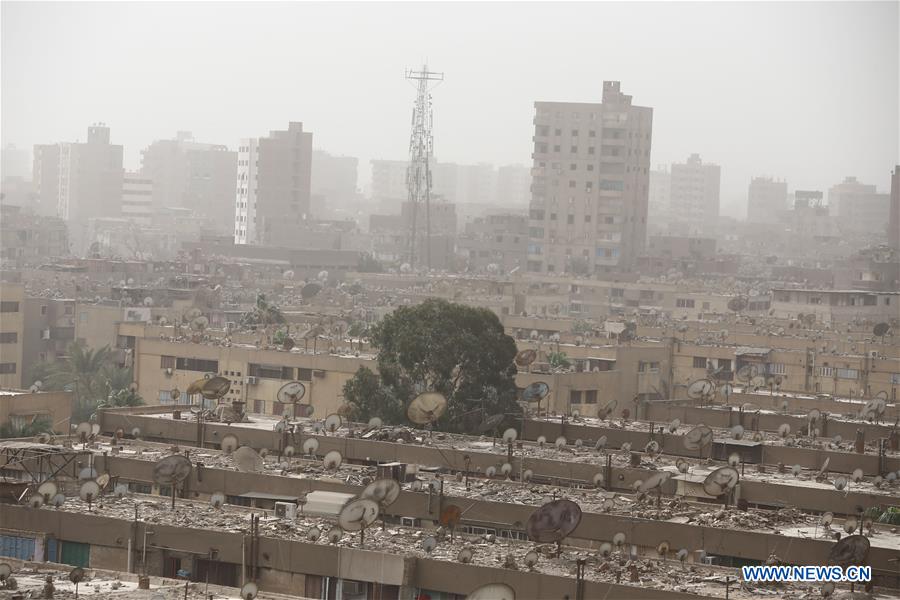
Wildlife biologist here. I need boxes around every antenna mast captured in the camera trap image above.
[405,64,443,270]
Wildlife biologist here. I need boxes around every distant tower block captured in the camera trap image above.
[405,64,443,269]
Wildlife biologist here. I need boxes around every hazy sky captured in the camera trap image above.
[2,1,897,217]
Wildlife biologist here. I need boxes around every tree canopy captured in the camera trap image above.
[342,299,520,432]
[240,293,285,328]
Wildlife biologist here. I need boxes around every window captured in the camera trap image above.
[638,361,660,373]
[717,358,732,372]
[693,357,707,369]
[862,296,876,306]
[175,357,219,372]
[0,332,17,343]
[570,146,578,153]
[248,364,293,380]
[567,215,574,224]
[569,390,582,404]
[610,288,624,297]
[892,373,900,384]
[0,363,16,374]
[767,363,787,375]
[836,368,858,380]
[160,355,175,369]
[40,305,48,316]
[817,366,834,377]
[571,129,579,136]
[584,390,598,404]
[253,399,266,414]
[0,301,19,312]
[569,180,576,188]
[676,298,695,308]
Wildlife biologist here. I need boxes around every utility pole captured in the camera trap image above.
[405,64,443,270]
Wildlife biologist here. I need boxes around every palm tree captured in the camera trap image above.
[44,342,113,420]
[240,293,285,328]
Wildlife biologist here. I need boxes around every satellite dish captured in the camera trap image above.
[702,467,740,497]
[458,547,474,563]
[0,564,11,582]
[502,428,518,443]
[276,381,307,404]
[515,349,537,367]
[808,408,821,422]
[307,527,321,542]
[368,417,383,429]
[302,438,319,455]
[524,550,538,568]
[791,464,803,476]
[210,492,225,509]
[554,436,567,449]
[324,413,343,433]
[338,498,379,532]
[96,473,110,489]
[676,458,689,473]
[27,494,44,509]
[486,466,497,478]
[233,447,264,472]
[687,379,714,400]
[749,375,767,389]
[501,463,513,476]
[283,446,295,457]
[522,382,550,402]
[873,322,890,338]
[821,512,834,527]
[79,467,97,480]
[526,499,582,543]
[49,493,65,507]
[621,441,632,452]
[152,454,192,486]
[295,404,315,418]
[599,542,613,557]
[730,425,744,440]
[639,471,671,493]
[190,316,209,331]
[422,536,437,553]
[667,419,681,433]
[326,527,343,544]
[221,434,239,454]
[131,427,141,439]
[407,392,448,426]
[613,532,626,548]
[844,516,858,534]
[69,567,85,584]
[79,480,101,504]
[728,453,740,467]
[323,450,342,469]
[645,440,660,456]
[833,477,848,491]
[240,582,258,600]
[778,423,791,438]
[536,435,546,446]
[75,422,92,439]
[683,425,713,450]
[359,480,399,511]
[821,582,836,598]
[594,436,607,450]
[200,376,231,400]
[827,534,870,568]
[37,481,58,501]
[597,398,617,420]
[466,584,515,600]
[657,541,670,557]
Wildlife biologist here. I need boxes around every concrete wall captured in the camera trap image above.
[0,390,74,432]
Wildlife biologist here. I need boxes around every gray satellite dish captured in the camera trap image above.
[221,434,239,454]
[594,436,607,450]
[466,584,516,600]
[526,499,582,544]
[307,527,321,542]
[326,526,343,544]
[458,547,474,563]
[324,413,343,433]
[407,392,448,426]
[323,450,342,469]
[827,534,870,568]
[554,436,567,449]
[233,447,264,472]
[422,536,438,553]
[51,493,66,507]
[210,492,225,509]
[362,479,401,507]
[597,398,617,420]
[240,582,258,600]
[153,455,192,486]
[683,425,713,451]
[667,419,681,433]
[638,471,671,493]
[702,467,739,497]
[79,480,101,508]
[524,550,538,568]
[302,438,319,455]
[368,416,383,429]
[37,481,58,502]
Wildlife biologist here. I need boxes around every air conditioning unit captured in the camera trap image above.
[41,329,51,340]
[245,376,259,385]
[165,367,173,376]
[274,501,297,520]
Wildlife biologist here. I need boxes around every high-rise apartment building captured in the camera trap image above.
[496,165,531,206]
[121,172,153,224]
[234,122,313,245]
[747,176,788,223]
[526,81,652,274]
[828,176,890,236]
[32,124,124,253]
[140,132,237,234]
[311,150,358,217]
[669,154,720,235]
[889,166,900,249]
[647,166,671,232]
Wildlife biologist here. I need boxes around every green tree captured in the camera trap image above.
[0,417,53,439]
[99,387,144,409]
[240,293,285,328]
[357,253,384,273]
[548,351,571,369]
[342,299,520,432]
[342,367,405,424]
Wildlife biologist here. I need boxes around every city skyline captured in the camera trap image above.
[2,2,897,219]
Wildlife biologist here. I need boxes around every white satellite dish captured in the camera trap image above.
[302,438,319,455]
[323,450,342,469]
[210,492,225,509]
[555,436,567,448]
[240,582,258,600]
[502,428,518,443]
